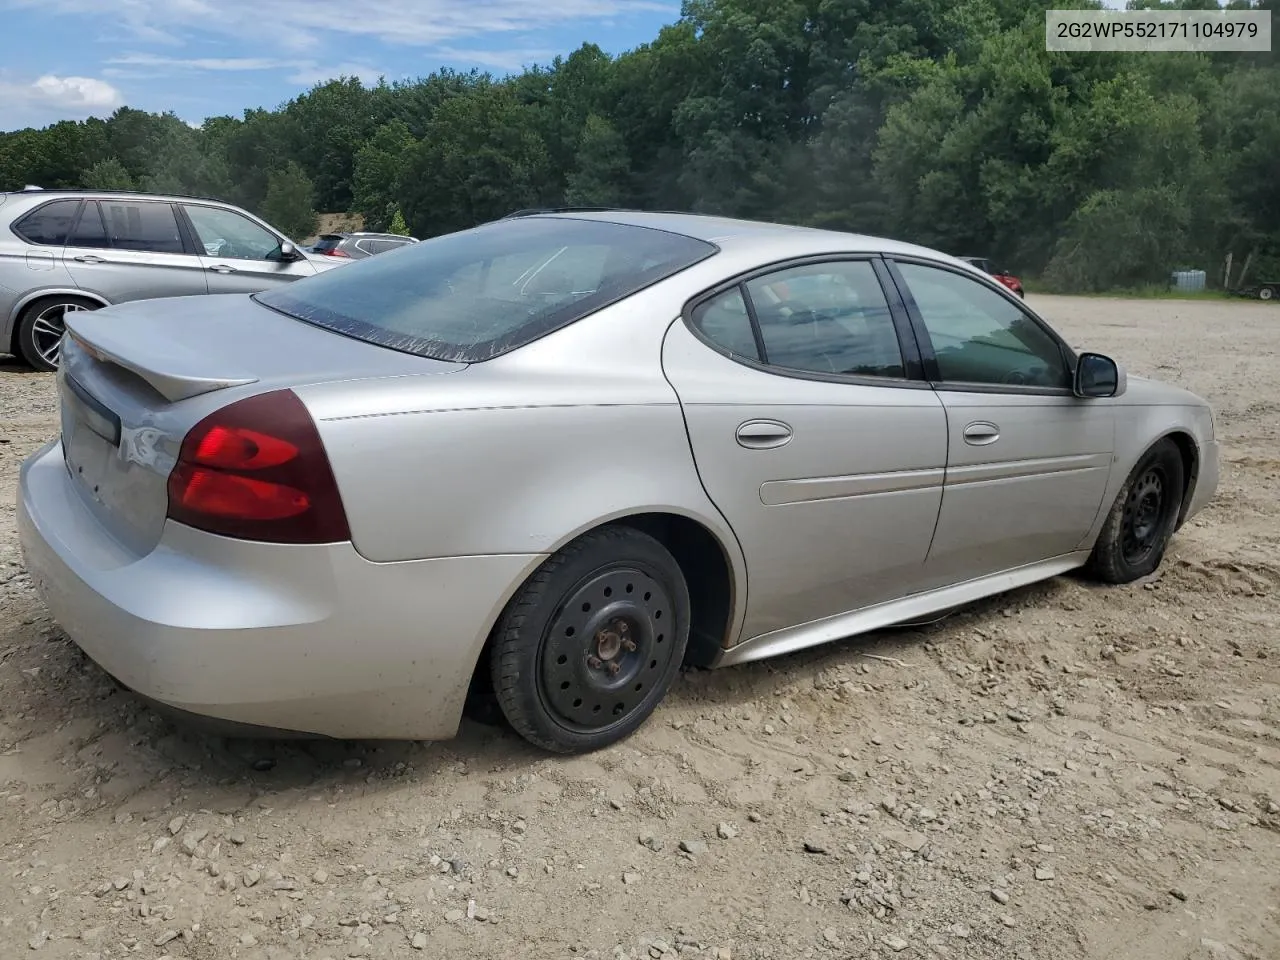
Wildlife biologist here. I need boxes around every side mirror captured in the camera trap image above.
[1074,352,1125,398]
[277,240,299,261]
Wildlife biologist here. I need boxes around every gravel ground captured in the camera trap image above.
[0,294,1277,960]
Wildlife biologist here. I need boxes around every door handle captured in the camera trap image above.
[736,419,793,450]
[72,254,105,264]
[208,264,236,274]
[962,421,1001,445]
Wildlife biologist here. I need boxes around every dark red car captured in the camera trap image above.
[961,256,1024,298]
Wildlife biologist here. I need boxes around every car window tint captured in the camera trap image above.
[99,200,185,254]
[744,261,904,378]
[184,205,281,260]
[13,199,81,245]
[254,217,716,363]
[691,287,759,360]
[897,262,1069,389]
[67,201,109,249]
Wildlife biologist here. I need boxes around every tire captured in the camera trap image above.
[1087,438,1185,584]
[1260,286,1275,301]
[16,296,98,371]
[489,525,690,754]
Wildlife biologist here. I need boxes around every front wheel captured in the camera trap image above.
[1087,439,1185,584]
[489,526,690,754]
[16,297,98,371]
[1260,286,1275,301]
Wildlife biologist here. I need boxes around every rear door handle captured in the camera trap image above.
[962,421,1001,445]
[736,419,793,449]
[208,264,236,274]
[72,254,105,264]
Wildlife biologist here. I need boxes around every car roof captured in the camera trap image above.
[322,232,417,241]
[521,209,972,267]
[1,188,231,205]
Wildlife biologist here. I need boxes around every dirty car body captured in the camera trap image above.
[18,211,1219,752]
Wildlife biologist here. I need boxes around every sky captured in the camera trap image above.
[0,0,681,132]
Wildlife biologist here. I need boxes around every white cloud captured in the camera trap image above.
[6,0,675,48]
[0,73,123,129]
[104,53,388,87]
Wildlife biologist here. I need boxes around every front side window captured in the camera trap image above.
[99,200,185,254]
[13,199,81,246]
[896,262,1068,389]
[743,260,905,378]
[255,217,717,363]
[184,205,282,260]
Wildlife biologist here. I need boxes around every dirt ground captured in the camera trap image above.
[0,295,1277,960]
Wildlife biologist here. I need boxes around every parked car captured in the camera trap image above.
[18,210,1219,754]
[960,256,1024,297]
[308,231,418,260]
[0,188,349,371]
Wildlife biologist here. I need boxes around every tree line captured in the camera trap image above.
[1,0,1276,291]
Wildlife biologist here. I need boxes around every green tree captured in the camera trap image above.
[564,115,630,207]
[261,161,318,239]
[399,84,551,237]
[351,119,416,231]
[387,208,411,236]
[82,157,134,190]
[284,77,390,210]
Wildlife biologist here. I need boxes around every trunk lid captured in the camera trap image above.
[57,294,464,555]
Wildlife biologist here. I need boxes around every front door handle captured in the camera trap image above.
[208,264,236,274]
[72,254,105,264]
[736,419,793,450]
[963,421,1001,446]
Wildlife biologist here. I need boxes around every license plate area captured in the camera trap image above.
[60,372,123,505]
[64,372,121,446]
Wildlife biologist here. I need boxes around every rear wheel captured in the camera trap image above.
[1087,439,1185,584]
[16,297,98,371]
[1260,286,1275,301]
[489,526,690,754]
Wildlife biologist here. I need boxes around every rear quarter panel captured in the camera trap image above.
[295,262,759,639]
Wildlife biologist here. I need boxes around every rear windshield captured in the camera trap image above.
[310,235,344,252]
[254,217,718,362]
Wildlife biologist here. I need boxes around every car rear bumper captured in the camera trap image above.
[18,439,544,740]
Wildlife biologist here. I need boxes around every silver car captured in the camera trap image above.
[308,231,419,260]
[0,188,347,371]
[17,210,1219,754]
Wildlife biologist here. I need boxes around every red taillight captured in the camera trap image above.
[166,389,351,544]
[322,248,350,257]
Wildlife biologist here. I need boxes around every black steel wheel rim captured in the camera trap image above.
[1121,466,1167,564]
[538,565,675,733]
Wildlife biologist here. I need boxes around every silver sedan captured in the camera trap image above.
[17,211,1219,753]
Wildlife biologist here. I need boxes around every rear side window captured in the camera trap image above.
[67,202,109,248]
[692,288,759,360]
[359,239,409,256]
[13,199,81,245]
[255,217,718,362]
[99,200,185,254]
[311,235,344,253]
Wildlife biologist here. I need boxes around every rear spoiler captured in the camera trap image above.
[65,316,258,403]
